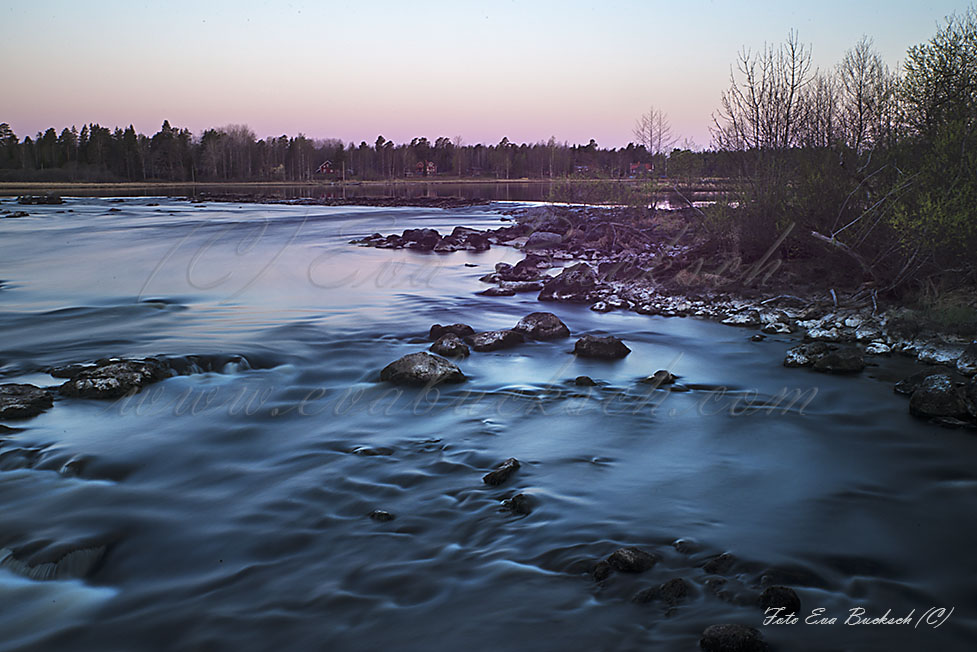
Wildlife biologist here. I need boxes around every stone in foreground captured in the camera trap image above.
[483,457,520,486]
[0,384,54,419]
[573,335,631,359]
[699,624,767,652]
[379,352,466,386]
[512,311,570,340]
[59,358,170,399]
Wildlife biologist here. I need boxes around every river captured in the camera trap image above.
[1,196,975,651]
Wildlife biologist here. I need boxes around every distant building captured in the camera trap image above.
[413,160,437,176]
[316,160,335,175]
[629,162,653,176]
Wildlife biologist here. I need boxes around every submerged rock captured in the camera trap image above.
[573,335,631,359]
[478,286,516,297]
[592,560,612,582]
[574,375,597,386]
[0,384,54,419]
[703,552,736,575]
[639,370,677,386]
[379,352,466,386]
[633,577,693,606]
[430,333,470,358]
[59,358,170,399]
[501,493,533,515]
[606,546,657,573]
[699,624,767,652]
[759,586,801,614]
[513,312,570,340]
[909,374,969,419]
[470,329,525,352]
[483,457,520,486]
[368,509,396,522]
[812,347,865,374]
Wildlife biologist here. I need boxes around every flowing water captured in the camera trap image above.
[1,197,975,651]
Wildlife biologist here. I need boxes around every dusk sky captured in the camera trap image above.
[2,0,972,149]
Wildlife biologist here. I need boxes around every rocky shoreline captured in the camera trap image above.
[353,203,977,429]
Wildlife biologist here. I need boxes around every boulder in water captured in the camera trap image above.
[469,329,525,352]
[699,624,768,652]
[59,358,170,399]
[483,457,520,486]
[573,335,631,359]
[909,374,969,419]
[513,312,570,340]
[379,352,466,386]
[430,333,470,358]
[0,384,54,419]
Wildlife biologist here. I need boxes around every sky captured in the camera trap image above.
[1,0,973,149]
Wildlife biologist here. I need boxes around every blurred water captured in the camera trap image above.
[0,196,974,651]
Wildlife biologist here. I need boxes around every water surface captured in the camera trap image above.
[1,196,974,651]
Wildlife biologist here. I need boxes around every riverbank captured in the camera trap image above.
[353,202,977,427]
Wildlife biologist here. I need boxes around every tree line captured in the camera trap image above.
[0,119,732,183]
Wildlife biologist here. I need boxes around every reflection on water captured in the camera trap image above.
[0,196,975,651]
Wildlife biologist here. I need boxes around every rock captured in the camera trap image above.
[784,342,829,367]
[0,384,54,419]
[640,370,677,386]
[59,358,171,399]
[761,322,792,335]
[806,325,842,341]
[968,377,977,417]
[379,352,466,386]
[592,560,612,582]
[513,312,570,340]
[525,231,563,249]
[606,546,657,573]
[699,624,767,652]
[894,369,944,396]
[812,347,865,374]
[469,329,525,352]
[498,256,547,281]
[703,552,736,575]
[368,510,395,522]
[478,286,516,296]
[538,263,598,302]
[590,301,612,313]
[855,322,884,342]
[501,493,533,515]
[2,211,30,218]
[909,374,969,419]
[17,195,63,205]
[956,343,977,376]
[918,342,966,366]
[429,323,474,340]
[430,333,470,358]
[759,586,801,614]
[500,280,545,293]
[573,335,631,359]
[483,457,520,486]
[865,341,891,355]
[750,334,766,342]
[721,310,761,327]
[574,375,597,386]
[400,227,441,250]
[634,577,693,605]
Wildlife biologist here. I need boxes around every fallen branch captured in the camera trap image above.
[810,230,878,283]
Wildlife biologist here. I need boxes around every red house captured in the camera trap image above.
[316,160,336,175]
